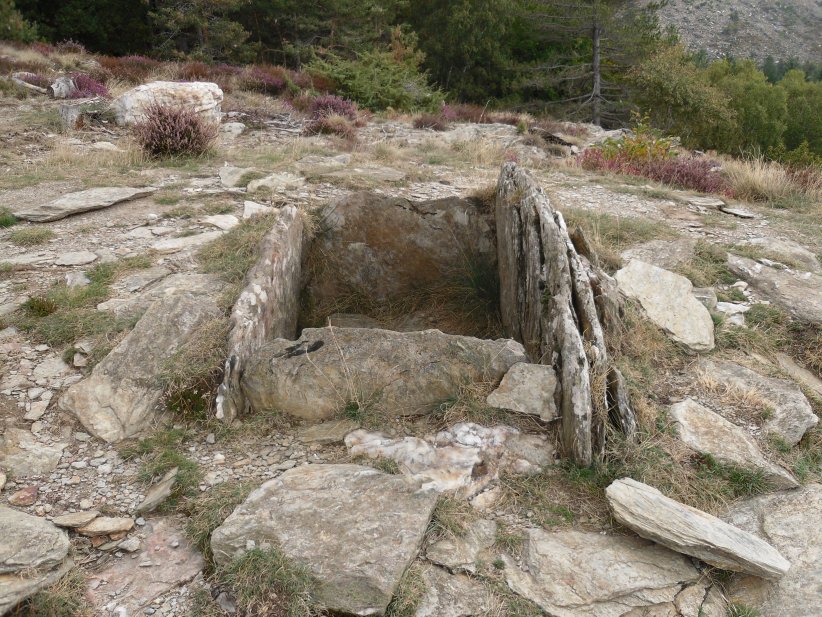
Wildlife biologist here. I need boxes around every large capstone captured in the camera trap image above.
[210,464,438,616]
[240,327,526,421]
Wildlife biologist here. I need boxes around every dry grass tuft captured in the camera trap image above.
[385,562,426,617]
[10,569,92,617]
[8,227,55,247]
[723,156,822,206]
[427,495,479,542]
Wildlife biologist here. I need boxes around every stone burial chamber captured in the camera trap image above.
[216,163,636,466]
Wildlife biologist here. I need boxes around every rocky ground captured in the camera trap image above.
[0,86,820,617]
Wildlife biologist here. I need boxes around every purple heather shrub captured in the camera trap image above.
[70,73,109,98]
[308,94,358,120]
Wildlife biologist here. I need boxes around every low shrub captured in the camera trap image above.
[240,64,288,95]
[98,55,160,84]
[69,73,109,98]
[0,207,18,227]
[413,113,449,131]
[304,113,357,140]
[442,103,488,123]
[16,72,51,89]
[308,94,358,120]
[722,157,802,202]
[133,104,218,158]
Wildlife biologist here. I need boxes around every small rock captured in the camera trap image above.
[242,200,273,219]
[54,251,99,266]
[52,510,100,528]
[202,214,239,230]
[65,271,91,287]
[73,353,88,368]
[486,362,558,421]
[218,165,255,188]
[206,433,215,444]
[77,516,134,537]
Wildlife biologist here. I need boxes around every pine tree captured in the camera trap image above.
[1,0,37,42]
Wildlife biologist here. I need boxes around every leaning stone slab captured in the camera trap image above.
[216,206,303,423]
[724,484,821,617]
[502,528,701,617]
[728,254,822,323]
[241,328,526,421]
[615,259,715,351]
[606,478,790,579]
[14,186,156,222]
[211,464,438,616]
[112,81,223,126]
[486,362,558,421]
[60,293,223,442]
[0,506,72,614]
[699,358,818,446]
[669,398,798,489]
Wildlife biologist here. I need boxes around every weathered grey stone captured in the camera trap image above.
[426,519,496,574]
[294,153,352,176]
[211,464,438,616]
[241,328,526,421]
[135,467,178,514]
[242,200,273,219]
[112,81,223,126]
[0,428,67,477]
[0,506,72,614]
[217,206,303,422]
[77,516,134,537]
[728,254,822,323]
[417,565,492,617]
[14,186,156,222]
[116,266,171,293]
[775,352,822,399]
[65,270,91,287]
[502,528,701,617]
[218,166,254,188]
[486,362,558,421]
[699,358,818,446]
[48,76,77,99]
[298,419,359,444]
[247,171,305,193]
[52,510,99,528]
[202,214,239,230]
[606,478,790,579]
[615,260,715,351]
[87,517,204,614]
[98,273,223,319]
[692,287,718,310]
[745,237,820,272]
[305,192,495,309]
[220,122,245,139]
[327,313,383,329]
[61,293,223,442]
[152,230,224,253]
[54,250,98,266]
[621,239,697,270]
[724,484,821,617]
[669,399,798,489]
[322,165,405,183]
[608,367,637,439]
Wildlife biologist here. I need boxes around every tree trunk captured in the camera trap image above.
[591,18,602,125]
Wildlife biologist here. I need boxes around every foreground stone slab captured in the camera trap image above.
[211,464,438,616]
[14,186,156,222]
[669,398,798,489]
[699,359,818,446]
[87,517,204,615]
[502,528,701,617]
[216,206,303,422]
[728,254,822,323]
[606,478,790,579]
[0,506,72,614]
[615,259,715,351]
[112,81,223,126]
[0,428,67,477]
[241,327,526,421]
[486,362,558,421]
[61,293,222,442]
[724,484,821,617]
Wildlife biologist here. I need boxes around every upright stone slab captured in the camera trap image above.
[14,186,156,222]
[216,206,303,422]
[211,464,438,616]
[606,478,790,579]
[60,293,223,442]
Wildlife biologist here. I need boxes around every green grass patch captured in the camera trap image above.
[8,226,55,246]
[694,455,771,499]
[675,241,735,287]
[0,207,18,228]
[384,563,425,617]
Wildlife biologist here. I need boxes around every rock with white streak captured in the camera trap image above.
[669,399,798,489]
[615,260,715,351]
[14,187,156,222]
[606,478,790,579]
[112,81,223,126]
[486,362,558,421]
[502,528,702,617]
[621,238,697,270]
[211,464,438,616]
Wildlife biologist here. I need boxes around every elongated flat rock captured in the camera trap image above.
[615,259,714,351]
[606,478,790,579]
[670,398,798,489]
[211,464,438,616]
[14,187,156,222]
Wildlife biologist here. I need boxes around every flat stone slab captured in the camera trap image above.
[728,254,822,323]
[417,565,492,617]
[699,358,818,446]
[14,187,156,222]
[0,428,67,477]
[615,259,715,351]
[87,517,204,614]
[98,273,223,319]
[502,528,702,617]
[242,200,273,219]
[77,516,134,537]
[202,214,239,230]
[606,478,790,579]
[247,171,305,192]
[745,237,820,272]
[0,506,72,614]
[486,362,558,421]
[621,238,697,270]
[426,518,496,574]
[61,292,222,442]
[152,230,224,253]
[54,251,98,266]
[241,327,526,421]
[211,464,438,616]
[724,484,821,617]
[670,398,798,489]
[218,166,255,188]
[52,511,99,528]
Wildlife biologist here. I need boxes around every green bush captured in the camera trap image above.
[309,30,442,112]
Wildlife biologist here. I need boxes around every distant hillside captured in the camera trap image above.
[640,0,822,63]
